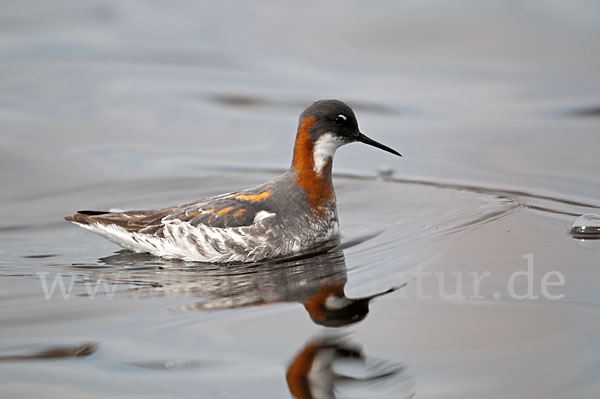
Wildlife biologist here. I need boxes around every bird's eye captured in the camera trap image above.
[334,114,347,125]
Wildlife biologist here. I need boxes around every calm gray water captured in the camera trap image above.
[1,1,600,398]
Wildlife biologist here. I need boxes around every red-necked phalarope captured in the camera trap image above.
[66,99,401,263]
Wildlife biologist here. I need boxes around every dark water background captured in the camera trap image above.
[1,1,599,398]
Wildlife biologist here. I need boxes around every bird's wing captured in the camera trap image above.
[162,189,276,228]
[65,208,175,234]
[66,188,277,233]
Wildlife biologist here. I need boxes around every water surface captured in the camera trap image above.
[1,1,600,398]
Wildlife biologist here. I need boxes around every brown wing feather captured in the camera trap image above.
[65,208,175,233]
[65,187,276,233]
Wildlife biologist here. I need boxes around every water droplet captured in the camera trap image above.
[377,166,394,180]
[570,213,600,239]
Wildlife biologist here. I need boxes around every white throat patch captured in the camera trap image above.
[313,133,343,174]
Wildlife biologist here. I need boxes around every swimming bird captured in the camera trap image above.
[66,99,401,263]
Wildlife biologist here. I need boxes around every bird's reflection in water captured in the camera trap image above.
[96,247,399,327]
[93,247,411,397]
[286,335,414,399]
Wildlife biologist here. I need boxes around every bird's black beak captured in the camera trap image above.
[357,133,402,157]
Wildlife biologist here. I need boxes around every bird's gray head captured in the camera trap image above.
[299,99,361,144]
[293,99,401,176]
